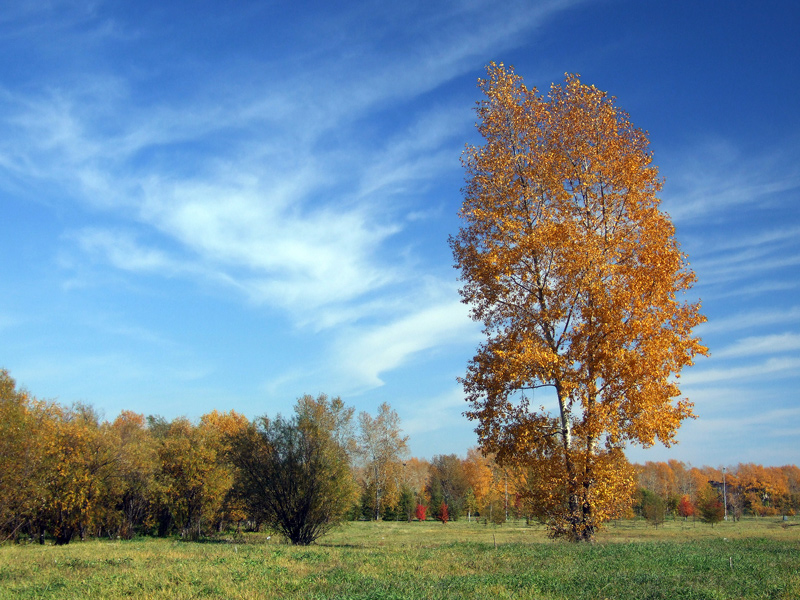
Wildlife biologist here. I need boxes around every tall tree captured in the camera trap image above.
[450,64,707,541]
[199,410,250,531]
[357,403,409,520]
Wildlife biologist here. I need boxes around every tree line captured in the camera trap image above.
[0,369,509,545]
[3,369,797,546]
[633,460,800,526]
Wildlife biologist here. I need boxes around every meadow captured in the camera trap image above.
[1,517,798,599]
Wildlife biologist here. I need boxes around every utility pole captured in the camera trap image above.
[722,467,728,521]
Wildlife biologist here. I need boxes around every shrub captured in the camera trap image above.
[438,503,449,524]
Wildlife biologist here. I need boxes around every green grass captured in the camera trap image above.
[1,518,798,599]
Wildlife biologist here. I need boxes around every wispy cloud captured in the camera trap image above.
[692,249,800,288]
[686,406,800,437]
[698,306,800,335]
[402,386,469,436]
[714,332,800,359]
[336,298,478,390]
[1,1,584,308]
[662,139,800,223]
[681,356,800,386]
[72,228,184,274]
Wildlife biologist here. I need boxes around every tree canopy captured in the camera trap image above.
[450,64,707,541]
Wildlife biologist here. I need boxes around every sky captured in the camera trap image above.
[1,0,798,466]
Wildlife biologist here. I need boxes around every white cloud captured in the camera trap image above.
[685,223,800,292]
[662,139,800,223]
[627,403,800,466]
[73,228,182,274]
[714,332,800,359]
[693,252,800,288]
[701,280,800,301]
[697,226,800,254]
[681,356,800,386]
[137,174,406,313]
[337,299,478,390]
[689,406,800,436]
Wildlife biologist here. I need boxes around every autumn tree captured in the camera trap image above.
[402,456,431,513]
[294,394,357,457]
[677,495,694,521]
[108,411,159,538]
[357,403,409,520]
[463,448,495,507]
[152,416,234,539]
[37,403,125,545]
[463,448,519,522]
[198,410,250,531]
[780,465,800,515]
[669,460,696,503]
[450,64,707,541]
[638,489,666,527]
[438,502,449,524]
[0,370,53,542]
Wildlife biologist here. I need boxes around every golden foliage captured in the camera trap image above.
[451,64,707,540]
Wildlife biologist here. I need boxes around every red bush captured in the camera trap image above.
[415,504,427,521]
[438,502,449,524]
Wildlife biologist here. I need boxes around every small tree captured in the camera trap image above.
[357,403,409,521]
[415,504,427,522]
[464,488,478,522]
[677,495,695,521]
[438,503,449,524]
[485,497,506,525]
[640,489,666,528]
[698,486,725,527]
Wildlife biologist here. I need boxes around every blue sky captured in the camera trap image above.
[1,0,798,466]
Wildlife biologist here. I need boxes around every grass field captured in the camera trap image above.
[1,517,798,599]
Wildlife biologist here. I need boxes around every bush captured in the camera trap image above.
[415,504,427,521]
[227,414,355,545]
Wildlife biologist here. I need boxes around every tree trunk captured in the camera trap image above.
[54,527,74,545]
